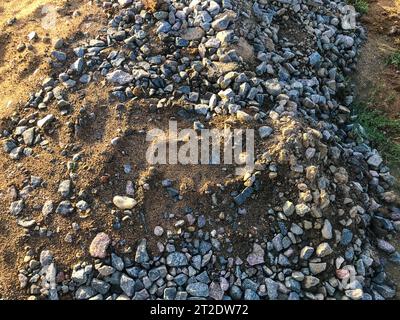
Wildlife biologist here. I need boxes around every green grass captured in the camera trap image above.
[349,0,369,14]
[387,51,400,69]
[353,103,400,166]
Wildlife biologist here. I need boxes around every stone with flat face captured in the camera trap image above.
[89,232,111,258]
[113,196,137,210]
[166,252,188,267]
[246,243,265,266]
[106,70,134,85]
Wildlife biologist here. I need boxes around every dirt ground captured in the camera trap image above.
[0,0,105,116]
[355,0,400,119]
[0,0,400,300]
[0,0,108,299]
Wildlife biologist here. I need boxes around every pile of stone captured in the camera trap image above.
[5,0,400,300]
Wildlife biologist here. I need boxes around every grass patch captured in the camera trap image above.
[387,51,400,69]
[349,0,369,14]
[353,103,400,165]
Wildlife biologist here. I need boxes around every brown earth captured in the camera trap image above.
[355,0,400,118]
[0,0,104,116]
[0,0,107,299]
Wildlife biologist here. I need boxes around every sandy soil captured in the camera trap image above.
[0,0,107,299]
[0,0,104,116]
[355,0,400,121]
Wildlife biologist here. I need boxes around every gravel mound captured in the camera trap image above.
[3,0,400,300]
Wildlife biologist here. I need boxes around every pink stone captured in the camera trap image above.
[209,282,224,300]
[336,269,350,280]
[89,232,111,258]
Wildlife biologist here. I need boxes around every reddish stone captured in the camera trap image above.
[89,232,111,258]
[336,269,350,280]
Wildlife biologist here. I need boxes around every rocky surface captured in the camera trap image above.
[2,0,400,300]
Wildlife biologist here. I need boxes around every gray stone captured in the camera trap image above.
[283,201,295,216]
[133,289,150,300]
[212,14,233,31]
[303,276,320,289]
[367,154,383,168]
[111,253,124,271]
[186,282,209,297]
[148,266,167,282]
[316,242,333,257]
[154,226,164,237]
[295,204,310,216]
[156,21,171,34]
[209,282,224,300]
[91,279,111,295]
[42,200,54,216]
[309,52,321,66]
[3,140,17,153]
[373,284,396,299]
[135,239,150,264]
[290,223,303,235]
[322,219,333,240]
[230,285,242,300]
[58,180,71,198]
[37,114,54,128]
[52,51,67,62]
[113,195,137,210]
[163,287,177,300]
[106,70,134,85]
[71,58,85,74]
[340,228,353,246]
[22,127,35,146]
[309,262,327,275]
[244,289,260,300]
[166,252,188,267]
[72,268,87,285]
[300,246,314,260]
[345,289,363,300]
[234,187,254,206]
[56,201,74,215]
[246,243,265,266]
[10,200,24,215]
[118,0,133,7]
[258,126,273,139]
[377,239,396,254]
[265,278,278,300]
[120,274,135,297]
[76,200,89,211]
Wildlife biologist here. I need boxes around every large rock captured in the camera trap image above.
[166,252,188,267]
[106,70,134,85]
[113,196,137,210]
[89,233,111,258]
[186,282,209,297]
[135,239,150,264]
[246,243,265,266]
